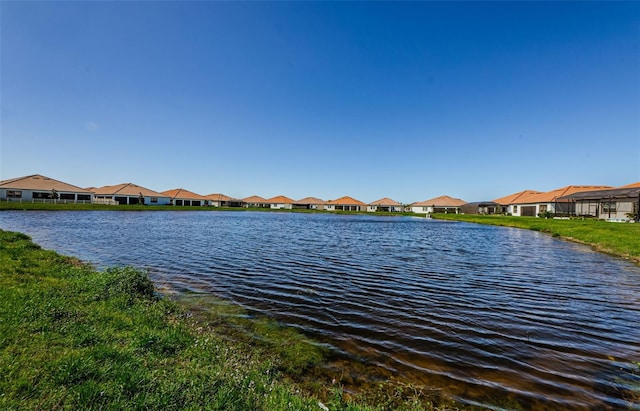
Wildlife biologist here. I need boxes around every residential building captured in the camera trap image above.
[507,185,611,217]
[460,201,501,215]
[410,195,466,214]
[367,197,403,212]
[93,183,170,205]
[265,195,295,209]
[161,188,210,206]
[325,196,365,211]
[206,193,242,207]
[0,174,93,203]
[558,182,640,221]
[242,195,268,208]
[492,190,542,215]
[293,197,325,210]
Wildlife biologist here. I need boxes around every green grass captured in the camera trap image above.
[432,214,640,264]
[0,229,459,410]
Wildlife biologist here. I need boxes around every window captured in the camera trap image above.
[513,206,518,213]
[150,197,158,203]
[77,194,91,201]
[602,203,616,212]
[60,193,75,200]
[539,205,547,213]
[33,192,51,199]
[7,190,22,198]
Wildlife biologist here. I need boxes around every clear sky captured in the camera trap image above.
[1,1,639,203]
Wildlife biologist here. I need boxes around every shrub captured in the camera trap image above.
[538,211,554,219]
[100,267,156,304]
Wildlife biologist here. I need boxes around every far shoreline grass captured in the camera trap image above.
[0,200,416,216]
[431,213,640,265]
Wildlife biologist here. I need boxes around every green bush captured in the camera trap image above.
[100,267,156,304]
[537,211,554,219]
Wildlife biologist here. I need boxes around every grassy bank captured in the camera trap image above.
[432,214,640,264]
[0,201,420,217]
[0,229,456,410]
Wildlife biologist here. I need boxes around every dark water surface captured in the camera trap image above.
[1,211,639,409]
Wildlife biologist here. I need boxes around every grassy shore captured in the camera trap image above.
[0,201,405,216]
[432,214,640,264]
[0,229,460,410]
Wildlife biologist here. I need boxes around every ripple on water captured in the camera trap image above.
[1,210,639,409]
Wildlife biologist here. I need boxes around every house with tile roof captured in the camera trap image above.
[205,193,243,207]
[410,195,466,214]
[508,185,612,217]
[161,188,210,206]
[293,197,325,210]
[0,174,93,203]
[491,190,542,215]
[242,195,268,208]
[93,183,170,205]
[460,201,502,215]
[265,195,295,209]
[325,196,365,211]
[367,197,403,212]
[558,182,640,221]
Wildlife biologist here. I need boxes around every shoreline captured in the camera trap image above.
[2,202,638,265]
[0,229,461,410]
[431,213,640,266]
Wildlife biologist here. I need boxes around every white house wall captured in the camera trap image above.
[270,203,292,209]
[411,206,431,214]
[0,189,92,203]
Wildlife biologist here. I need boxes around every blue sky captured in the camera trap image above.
[2,1,638,203]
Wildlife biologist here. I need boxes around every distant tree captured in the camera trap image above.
[138,192,145,205]
[51,189,59,203]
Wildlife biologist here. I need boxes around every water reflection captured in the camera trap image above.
[1,210,639,409]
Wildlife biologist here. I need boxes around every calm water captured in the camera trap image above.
[1,211,639,409]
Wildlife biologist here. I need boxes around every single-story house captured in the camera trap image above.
[206,193,243,207]
[558,182,640,221]
[460,201,501,215]
[293,197,325,210]
[0,174,93,203]
[242,195,269,208]
[492,190,542,215]
[161,188,210,206]
[507,185,612,217]
[410,195,466,214]
[367,197,403,212]
[93,183,170,205]
[325,196,365,211]
[265,195,295,209]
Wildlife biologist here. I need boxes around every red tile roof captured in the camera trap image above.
[295,196,325,205]
[412,195,466,207]
[90,183,166,197]
[369,197,402,206]
[326,196,366,206]
[265,195,294,204]
[0,174,92,193]
[492,190,542,205]
[206,193,233,202]
[161,188,208,201]
[512,185,612,204]
[242,195,267,203]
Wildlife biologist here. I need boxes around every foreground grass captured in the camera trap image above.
[432,214,640,264]
[0,229,455,410]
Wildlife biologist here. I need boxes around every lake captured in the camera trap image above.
[1,210,638,409]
